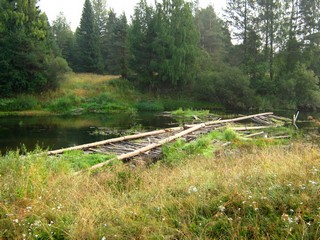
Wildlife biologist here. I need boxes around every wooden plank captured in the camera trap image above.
[80,123,206,173]
[48,126,184,155]
[231,126,272,131]
[185,112,274,128]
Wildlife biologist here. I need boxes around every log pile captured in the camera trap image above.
[48,112,292,173]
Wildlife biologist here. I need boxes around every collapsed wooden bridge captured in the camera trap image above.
[48,112,292,171]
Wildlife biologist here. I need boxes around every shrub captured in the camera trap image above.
[196,66,257,109]
[0,95,39,111]
[48,95,82,112]
[135,101,164,111]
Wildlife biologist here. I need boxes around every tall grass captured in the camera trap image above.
[1,141,320,239]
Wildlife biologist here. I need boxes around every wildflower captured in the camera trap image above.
[309,180,317,185]
[101,237,107,240]
[13,219,19,223]
[218,205,226,212]
[188,186,198,194]
[282,214,293,224]
[254,208,259,211]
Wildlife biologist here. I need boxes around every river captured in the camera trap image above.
[0,110,318,154]
[0,112,175,154]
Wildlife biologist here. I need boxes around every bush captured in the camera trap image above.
[0,95,39,111]
[48,95,82,112]
[276,64,320,110]
[135,101,164,111]
[44,56,71,90]
[195,66,256,110]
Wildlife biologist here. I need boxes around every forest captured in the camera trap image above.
[1,0,320,110]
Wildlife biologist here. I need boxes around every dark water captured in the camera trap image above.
[0,110,318,154]
[0,112,176,154]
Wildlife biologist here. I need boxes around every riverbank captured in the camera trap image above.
[1,137,319,239]
[0,73,222,116]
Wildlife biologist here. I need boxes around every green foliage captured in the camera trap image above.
[195,6,231,62]
[80,93,135,114]
[48,95,82,113]
[51,12,76,69]
[0,95,39,111]
[0,0,67,96]
[221,128,239,141]
[129,0,200,88]
[59,150,114,171]
[135,101,164,111]
[105,12,129,77]
[196,66,256,109]
[162,134,215,166]
[276,64,320,109]
[75,0,103,73]
[171,108,211,121]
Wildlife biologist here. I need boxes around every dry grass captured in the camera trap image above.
[1,142,320,239]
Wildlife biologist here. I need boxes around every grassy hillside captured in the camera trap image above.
[0,73,221,116]
[1,138,320,239]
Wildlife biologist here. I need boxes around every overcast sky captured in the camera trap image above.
[38,0,226,31]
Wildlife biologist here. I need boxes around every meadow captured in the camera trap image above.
[0,129,319,239]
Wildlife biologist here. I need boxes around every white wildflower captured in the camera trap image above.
[188,186,198,194]
[218,205,226,212]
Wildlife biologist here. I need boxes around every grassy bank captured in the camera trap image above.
[0,73,222,116]
[1,132,319,239]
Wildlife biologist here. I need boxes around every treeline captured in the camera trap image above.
[2,0,320,110]
[0,0,70,96]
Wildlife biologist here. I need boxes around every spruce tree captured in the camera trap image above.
[105,13,128,77]
[0,0,69,96]
[75,0,103,73]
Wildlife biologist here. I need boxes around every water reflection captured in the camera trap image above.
[0,112,175,154]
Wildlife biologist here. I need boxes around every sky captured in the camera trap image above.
[38,0,226,31]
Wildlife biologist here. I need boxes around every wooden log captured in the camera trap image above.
[252,117,272,125]
[48,126,184,155]
[231,126,272,131]
[270,115,291,122]
[270,135,291,139]
[293,111,299,130]
[245,132,266,138]
[185,112,274,128]
[81,124,206,173]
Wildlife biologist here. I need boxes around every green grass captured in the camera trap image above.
[0,73,223,115]
[0,95,40,111]
[0,139,319,239]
